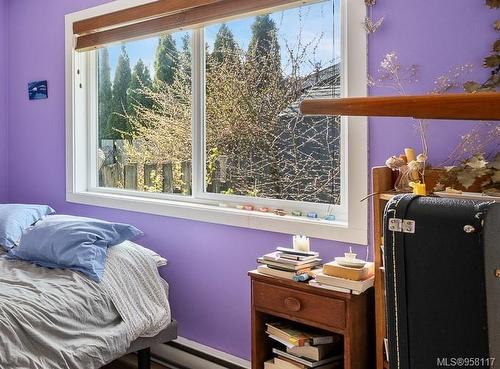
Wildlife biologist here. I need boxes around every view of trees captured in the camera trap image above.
[98,9,340,205]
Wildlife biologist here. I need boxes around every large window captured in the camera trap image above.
[204,8,340,205]
[97,31,193,196]
[66,0,368,243]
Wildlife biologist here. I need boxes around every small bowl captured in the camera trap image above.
[344,252,357,260]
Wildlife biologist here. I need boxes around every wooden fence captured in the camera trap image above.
[99,158,229,195]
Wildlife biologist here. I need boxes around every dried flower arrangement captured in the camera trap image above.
[435,123,500,195]
[430,1,500,195]
[369,52,429,191]
[363,0,384,35]
[463,0,500,92]
[367,0,499,195]
[372,54,500,194]
[435,153,500,196]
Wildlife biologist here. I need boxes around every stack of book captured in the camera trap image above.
[309,261,375,294]
[264,322,343,369]
[257,247,322,281]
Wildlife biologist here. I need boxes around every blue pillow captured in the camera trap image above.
[0,204,55,250]
[8,215,143,282]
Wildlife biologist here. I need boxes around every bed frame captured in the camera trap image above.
[125,320,178,369]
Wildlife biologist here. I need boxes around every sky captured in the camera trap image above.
[104,0,339,80]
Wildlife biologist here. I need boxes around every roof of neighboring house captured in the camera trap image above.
[280,64,341,117]
[300,64,340,91]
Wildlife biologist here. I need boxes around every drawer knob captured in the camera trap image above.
[284,297,301,312]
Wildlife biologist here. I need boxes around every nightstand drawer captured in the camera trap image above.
[253,280,346,329]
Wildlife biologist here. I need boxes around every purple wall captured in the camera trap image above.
[0,0,7,202]
[369,1,496,168]
[3,0,497,360]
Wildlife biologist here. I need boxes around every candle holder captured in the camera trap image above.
[293,235,310,252]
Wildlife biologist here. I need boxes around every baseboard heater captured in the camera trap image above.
[151,337,250,369]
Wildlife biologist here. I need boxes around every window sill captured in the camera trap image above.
[67,190,368,244]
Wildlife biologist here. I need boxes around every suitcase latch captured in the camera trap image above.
[388,218,402,232]
[388,218,415,233]
[402,220,416,233]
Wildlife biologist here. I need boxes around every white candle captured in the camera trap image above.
[344,246,357,260]
[293,235,310,252]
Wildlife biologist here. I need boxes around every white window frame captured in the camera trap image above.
[65,0,368,244]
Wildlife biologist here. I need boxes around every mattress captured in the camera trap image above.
[0,242,171,369]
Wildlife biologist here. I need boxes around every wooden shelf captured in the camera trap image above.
[300,93,500,120]
[372,167,394,369]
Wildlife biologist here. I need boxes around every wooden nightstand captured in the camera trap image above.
[249,270,374,369]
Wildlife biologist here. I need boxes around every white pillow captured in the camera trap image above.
[122,240,167,267]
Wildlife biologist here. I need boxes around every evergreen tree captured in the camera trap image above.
[211,24,238,64]
[98,48,113,142]
[154,34,179,84]
[179,33,192,79]
[108,46,132,139]
[247,15,282,84]
[129,59,153,110]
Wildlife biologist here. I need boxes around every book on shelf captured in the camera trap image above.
[265,358,341,369]
[279,253,319,262]
[275,356,307,369]
[308,280,351,294]
[258,257,322,271]
[309,334,337,346]
[314,273,374,294]
[276,247,319,258]
[286,342,338,361]
[258,265,311,281]
[256,247,322,282]
[266,322,311,347]
[264,359,276,369]
[322,261,374,281]
[263,251,319,265]
[266,322,338,347]
[267,333,297,349]
[272,348,343,368]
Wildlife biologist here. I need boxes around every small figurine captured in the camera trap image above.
[386,147,427,192]
[274,209,286,216]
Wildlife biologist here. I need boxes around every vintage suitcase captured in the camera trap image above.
[384,194,500,369]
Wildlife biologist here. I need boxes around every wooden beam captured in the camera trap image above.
[300,93,500,121]
[75,0,317,51]
[73,0,224,35]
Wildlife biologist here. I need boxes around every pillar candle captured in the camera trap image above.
[404,147,416,162]
[293,235,310,252]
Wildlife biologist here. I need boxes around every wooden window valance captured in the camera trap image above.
[74,0,318,51]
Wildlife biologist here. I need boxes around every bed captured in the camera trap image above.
[0,241,177,369]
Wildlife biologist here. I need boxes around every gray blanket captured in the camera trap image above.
[0,243,171,369]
